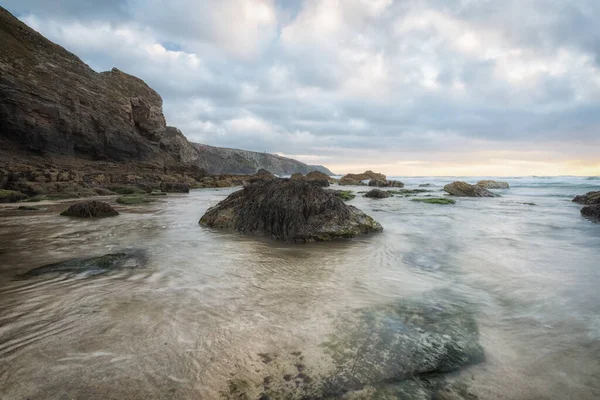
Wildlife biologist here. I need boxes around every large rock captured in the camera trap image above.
[306,170,335,184]
[339,170,386,186]
[368,179,404,188]
[364,189,391,199]
[581,205,600,221]
[199,179,382,242]
[477,180,510,189]
[60,201,119,218]
[160,182,190,193]
[572,191,600,205]
[444,181,495,197]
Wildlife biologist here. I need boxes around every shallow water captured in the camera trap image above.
[0,177,599,399]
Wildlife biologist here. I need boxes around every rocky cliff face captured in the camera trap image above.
[0,7,333,178]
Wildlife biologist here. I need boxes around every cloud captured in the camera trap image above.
[4,0,600,175]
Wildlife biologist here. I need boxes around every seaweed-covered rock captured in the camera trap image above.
[477,180,510,189]
[18,251,146,278]
[444,181,494,197]
[199,179,382,242]
[0,189,28,203]
[412,197,456,205]
[581,205,600,221]
[364,189,391,199]
[368,179,404,188]
[572,191,600,205]
[339,170,386,186]
[160,182,190,193]
[329,190,356,201]
[60,201,119,218]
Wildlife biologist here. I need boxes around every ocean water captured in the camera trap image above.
[0,176,599,399]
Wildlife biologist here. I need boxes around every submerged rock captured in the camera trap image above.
[572,191,600,205]
[364,189,391,199]
[477,180,510,189]
[581,205,600,222]
[199,179,382,242]
[412,197,456,205]
[225,291,484,400]
[329,190,356,201]
[60,201,119,218]
[18,251,146,278]
[368,179,404,188]
[444,181,495,197]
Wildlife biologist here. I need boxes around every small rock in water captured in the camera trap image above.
[18,251,146,278]
[60,201,119,218]
[364,189,391,199]
[581,204,600,222]
[444,181,495,197]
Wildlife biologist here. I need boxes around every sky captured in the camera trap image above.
[3,0,600,176]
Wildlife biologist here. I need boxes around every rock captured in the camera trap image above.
[225,291,483,399]
[572,191,600,205]
[477,180,510,189]
[412,197,456,205]
[17,205,40,210]
[116,196,154,205]
[419,183,434,187]
[364,189,391,199]
[60,201,119,218]
[290,173,304,180]
[306,170,336,184]
[18,251,145,278]
[0,189,28,203]
[368,179,404,188]
[199,179,382,242]
[444,181,495,197]
[160,182,189,193]
[256,169,275,178]
[339,170,386,186]
[581,205,600,221]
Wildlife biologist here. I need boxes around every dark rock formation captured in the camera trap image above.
[18,251,145,278]
[365,189,391,199]
[160,182,189,193]
[256,168,275,178]
[477,180,510,189]
[306,170,335,184]
[581,205,600,221]
[199,179,382,242]
[339,170,386,186]
[60,201,119,218]
[444,181,495,197]
[572,191,600,205]
[419,183,434,187]
[368,179,404,188]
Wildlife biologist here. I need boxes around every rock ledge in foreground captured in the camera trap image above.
[199,179,382,242]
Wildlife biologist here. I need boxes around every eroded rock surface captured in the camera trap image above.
[60,201,119,218]
[477,180,509,189]
[339,171,386,186]
[199,179,382,242]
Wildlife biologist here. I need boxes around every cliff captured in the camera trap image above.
[0,7,332,180]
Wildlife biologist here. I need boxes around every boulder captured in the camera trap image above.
[477,180,510,189]
[256,168,275,177]
[306,170,336,184]
[60,201,119,218]
[365,189,391,199]
[581,205,600,221]
[368,179,404,188]
[290,172,304,180]
[444,181,495,197]
[572,191,600,205]
[339,170,386,186]
[160,182,190,193]
[199,179,382,242]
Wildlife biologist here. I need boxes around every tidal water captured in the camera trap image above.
[0,176,599,399]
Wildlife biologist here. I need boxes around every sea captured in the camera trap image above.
[0,176,599,399]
